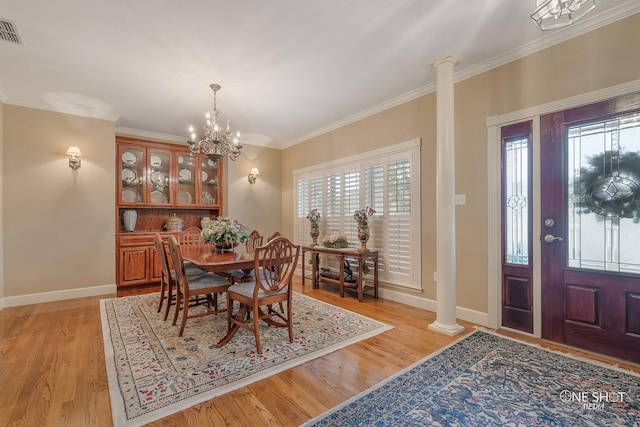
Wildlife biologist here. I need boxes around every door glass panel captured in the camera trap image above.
[567,111,640,274]
[504,137,530,265]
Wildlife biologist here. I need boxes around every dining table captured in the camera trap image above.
[180,244,258,277]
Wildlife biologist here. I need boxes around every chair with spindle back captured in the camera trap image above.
[178,227,202,245]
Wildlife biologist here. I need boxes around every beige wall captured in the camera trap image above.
[225,144,282,237]
[3,105,116,297]
[281,13,640,313]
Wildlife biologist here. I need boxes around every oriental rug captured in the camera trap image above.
[304,330,640,426]
[100,292,391,427]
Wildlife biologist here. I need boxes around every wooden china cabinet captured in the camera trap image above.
[115,136,223,287]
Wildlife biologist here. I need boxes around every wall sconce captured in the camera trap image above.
[248,167,259,184]
[67,146,82,170]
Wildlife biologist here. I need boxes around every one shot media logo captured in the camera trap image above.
[559,390,628,410]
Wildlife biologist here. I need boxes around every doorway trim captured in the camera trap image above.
[485,79,640,336]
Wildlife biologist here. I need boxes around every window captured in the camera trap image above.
[294,139,421,290]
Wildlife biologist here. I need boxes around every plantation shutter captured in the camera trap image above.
[364,164,385,271]
[343,169,360,242]
[325,173,341,236]
[296,178,310,246]
[386,159,412,280]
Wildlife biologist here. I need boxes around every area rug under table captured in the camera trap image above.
[304,330,640,426]
[100,292,391,426]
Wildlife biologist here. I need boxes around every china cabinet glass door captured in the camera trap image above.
[147,149,172,205]
[120,146,144,204]
[176,152,197,206]
[200,157,219,205]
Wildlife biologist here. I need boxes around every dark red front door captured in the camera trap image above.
[540,93,640,363]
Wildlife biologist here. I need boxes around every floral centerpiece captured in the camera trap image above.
[200,216,250,252]
[323,230,349,249]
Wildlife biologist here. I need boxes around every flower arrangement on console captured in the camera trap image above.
[353,206,376,226]
[200,216,250,248]
[306,209,321,226]
[354,206,375,252]
[323,230,349,249]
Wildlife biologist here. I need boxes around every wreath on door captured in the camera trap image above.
[577,151,640,222]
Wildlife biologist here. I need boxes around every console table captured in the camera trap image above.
[301,245,378,302]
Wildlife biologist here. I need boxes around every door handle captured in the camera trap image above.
[544,234,563,243]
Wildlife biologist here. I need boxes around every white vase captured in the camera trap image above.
[123,210,137,232]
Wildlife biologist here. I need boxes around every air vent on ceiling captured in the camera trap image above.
[0,18,23,45]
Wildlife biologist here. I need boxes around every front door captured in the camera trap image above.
[540,93,640,363]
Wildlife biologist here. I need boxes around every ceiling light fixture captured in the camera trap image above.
[531,0,600,31]
[188,83,242,162]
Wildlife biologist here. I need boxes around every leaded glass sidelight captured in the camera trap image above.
[567,112,640,274]
[504,137,530,265]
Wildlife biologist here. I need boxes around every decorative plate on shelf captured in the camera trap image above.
[178,168,192,182]
[202,191,215,204]
[151,170,165,185]
[122,151,137,165]
[150,154,162,168]
[150,190,167,204]
[178,155,184,164]
[122,188,140,203]
[121,168,137,184]
[201,171,208,182]
[178,190,193,204]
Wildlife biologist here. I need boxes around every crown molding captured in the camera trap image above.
[115,127,187,144]
[4,96,120,122]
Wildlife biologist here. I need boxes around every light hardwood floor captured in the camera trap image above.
[1,278,639,426]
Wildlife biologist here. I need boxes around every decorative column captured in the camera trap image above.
[428,53,465,336]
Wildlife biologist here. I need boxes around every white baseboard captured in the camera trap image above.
[0,284,117,310]
[379,287,489,327]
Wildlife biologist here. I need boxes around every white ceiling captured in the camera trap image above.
[1,1,638,149]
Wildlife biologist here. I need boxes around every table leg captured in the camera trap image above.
[339,255,345,298]
[312,252,319,289]
[302,250,306,287]
[373,255,379,299]
[357,255,363,302]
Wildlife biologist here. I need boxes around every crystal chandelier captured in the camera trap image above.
[531,0,600,31]
[188,83,242,161]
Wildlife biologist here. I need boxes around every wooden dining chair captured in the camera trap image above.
[216,236,300,354]
[267,231,282,242]
[178,227,202,245]
[228,230,264,283]
[168,236,233,336]
[154,233,207,320]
